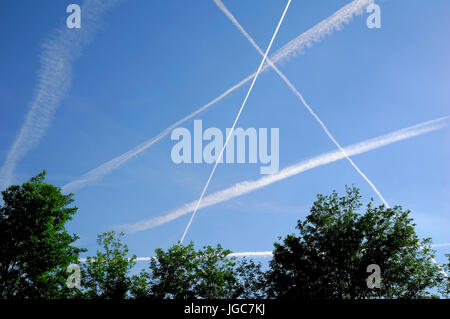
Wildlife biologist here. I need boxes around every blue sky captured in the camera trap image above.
[0,0,449,266]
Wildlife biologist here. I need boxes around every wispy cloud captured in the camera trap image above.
[0,0,121,190]
[62,0,373,193]
[116,117,448,233]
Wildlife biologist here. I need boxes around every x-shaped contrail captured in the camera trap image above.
[213,0,388,206]
[179,0,293,244]
[62,0,374,193]
[212,0,448,277]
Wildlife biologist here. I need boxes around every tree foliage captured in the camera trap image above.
[2,173,448,300]
[81,231,136,299]
[130,242,263,299]
[266,186,446,299]
[136,242,238,299]
[0,171,84,298]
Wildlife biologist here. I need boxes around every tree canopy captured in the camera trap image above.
[81,231,136,299]
[265,186,446,299]
[1,174,448,299]
[130,242,263,299]
[0,171,84,298]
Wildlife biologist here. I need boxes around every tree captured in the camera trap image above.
[81,231,136,299]
[149,242,237,299]
[439,254,450,298]
[266,186,446,299]
[130,242,263,299]
[0,171,84,298]
[233,258,266,298]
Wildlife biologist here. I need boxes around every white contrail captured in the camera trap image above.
[228,251,273,258]
[80,244,450,262]
[117,117,448,233]
[78,251,273,263]
[266,0,374,68]
[62,0,373,193]
[179,0,292,245]
[214,0,450,278]
[213,0,388,205]
[0,0,121,191]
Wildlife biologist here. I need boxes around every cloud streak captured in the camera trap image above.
[0,0,121,190]
[62,0,373,192]
[117,117,448,233]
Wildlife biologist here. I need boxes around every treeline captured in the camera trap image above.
[80,233,265,299]
[0,172,449,299]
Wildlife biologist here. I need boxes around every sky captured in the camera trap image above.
[0,0,449,266]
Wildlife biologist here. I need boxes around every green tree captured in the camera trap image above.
[233,258,266,298]
[130,242,263,299]
[130,269,153,299]
[0,171,84,298]
[149,242,236,299]
[439,254,450,298]
[266,186,446,299]
[81,231,136,299]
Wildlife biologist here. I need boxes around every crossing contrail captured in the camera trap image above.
[179,0,292,244]
[213,0,388,205]
[62,0,373,193]
[116,117,447,233]
[214,0,449,278]
[0,0,122,191]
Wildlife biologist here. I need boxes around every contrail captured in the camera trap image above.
[179,0,292,245]
[266,0,374,68]
[228,244,450,256]
[214,0,449,278]
[213,0,388,206]
[117,117,448,233]
[228,251,273,258]
[0,0,122,191]
[62,0,373,193]
[80,244,450,262]
[78,251,274,263]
